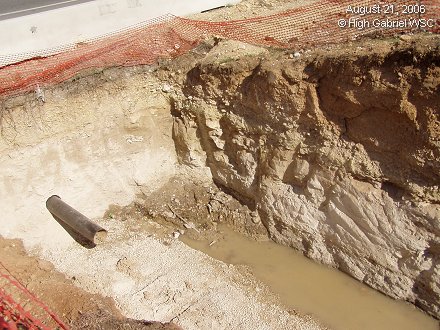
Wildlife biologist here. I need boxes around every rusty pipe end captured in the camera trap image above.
[94,229,108,244]
[46,194,61,207]
[46,195,108,246]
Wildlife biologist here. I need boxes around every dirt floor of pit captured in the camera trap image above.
[0,237,181,330]
[109,167,440,330]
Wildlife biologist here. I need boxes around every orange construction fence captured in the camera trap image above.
[0,263,68,330]
[0,0,439,97]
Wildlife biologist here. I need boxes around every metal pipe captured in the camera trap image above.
[46,195,107,244]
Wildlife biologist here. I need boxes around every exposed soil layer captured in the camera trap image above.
[167,33,440,318]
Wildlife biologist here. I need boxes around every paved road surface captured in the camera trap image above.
[0,0,95,20]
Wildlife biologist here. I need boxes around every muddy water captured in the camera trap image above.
[181,226,438,330]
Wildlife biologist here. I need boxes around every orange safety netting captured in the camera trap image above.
[0,0,439,98]
[0,269,68,330]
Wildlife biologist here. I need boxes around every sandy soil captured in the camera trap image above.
[0,237,180,329]
[189,0,317,21]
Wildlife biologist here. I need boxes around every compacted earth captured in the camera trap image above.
[0,238,181,329]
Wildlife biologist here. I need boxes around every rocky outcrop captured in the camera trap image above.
[171,37,440,318]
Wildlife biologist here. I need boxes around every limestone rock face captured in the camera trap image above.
[172,38,440,318]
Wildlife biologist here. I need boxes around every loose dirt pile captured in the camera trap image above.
[110,171,266,241]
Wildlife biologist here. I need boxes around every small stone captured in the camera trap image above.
[163,210,175,218]
[162,84,172,93]
[37,260,53,272]
[399,34,412,41]
[252,216,260,224]
[293,52,301,57]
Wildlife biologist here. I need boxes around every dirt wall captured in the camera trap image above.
[171,35,440,318]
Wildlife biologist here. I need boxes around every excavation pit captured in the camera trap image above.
[0,34,439,329]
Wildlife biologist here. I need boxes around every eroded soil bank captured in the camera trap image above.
[0,32,439,328]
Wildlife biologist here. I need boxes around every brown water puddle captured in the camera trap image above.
[181,225,438,330]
